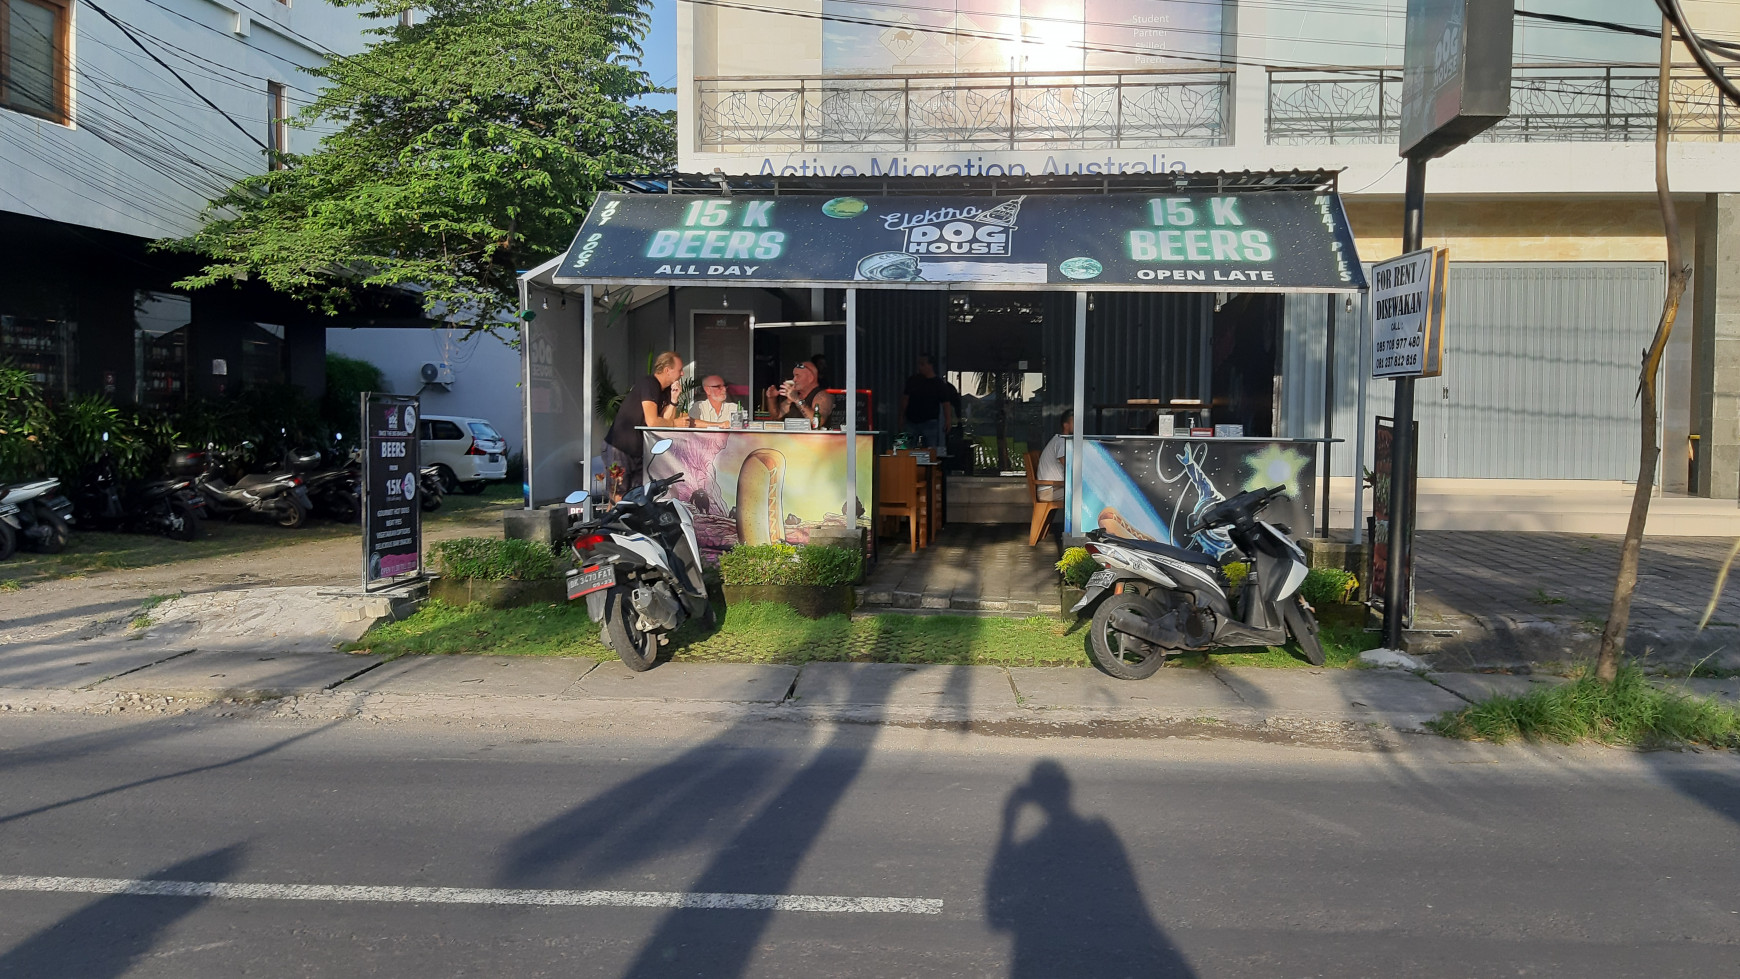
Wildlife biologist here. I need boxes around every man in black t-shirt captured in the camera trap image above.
[899,354,952,450]
[605,350,689,495]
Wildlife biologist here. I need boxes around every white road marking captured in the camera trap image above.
[0,874,942,915]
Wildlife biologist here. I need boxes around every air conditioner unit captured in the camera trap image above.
[420,362,454,385]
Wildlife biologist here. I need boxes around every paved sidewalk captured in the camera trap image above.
[1407,531,1740,672]
[5,646,1738,742]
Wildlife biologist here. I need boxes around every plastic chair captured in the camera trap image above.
[1024,449,1061,547]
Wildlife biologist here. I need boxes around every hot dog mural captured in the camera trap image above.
[644,431,876,561]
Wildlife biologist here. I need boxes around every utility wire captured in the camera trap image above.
[84,1,269,150]
[1519,8,1740,59]
[1656,0,1740,106]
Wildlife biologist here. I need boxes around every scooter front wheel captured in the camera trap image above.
[603,588,660,672]
[1282,596,1326,667]
[1089,592,1168,680]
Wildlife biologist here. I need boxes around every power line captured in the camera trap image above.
[84,1,269,150]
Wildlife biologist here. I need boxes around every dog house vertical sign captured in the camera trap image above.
[363,393,423,589]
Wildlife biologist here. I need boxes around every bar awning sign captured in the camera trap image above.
[554,192,1365,291]
[1371,247,1448,379]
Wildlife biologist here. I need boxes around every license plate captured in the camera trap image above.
[567,563,615,600]
[489,454,500,463]
[1086,568,1117,589]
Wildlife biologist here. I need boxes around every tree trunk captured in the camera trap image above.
[1596,20,1694,682]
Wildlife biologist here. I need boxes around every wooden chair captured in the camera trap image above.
[877,453,925,551]
[1024,449,1062,547]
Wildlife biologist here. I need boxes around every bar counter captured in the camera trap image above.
[641,427,876,558]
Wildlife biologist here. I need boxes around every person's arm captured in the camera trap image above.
[812,392,835,428]
[640,400,662,428]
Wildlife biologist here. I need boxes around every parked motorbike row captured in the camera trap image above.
[554,439,1324,680]
[0,434,450,560]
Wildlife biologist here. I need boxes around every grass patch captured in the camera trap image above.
[1428,664,1740,748]
[0,483,520,589]
[352,598,1378,670]
[1530,588,1567,606]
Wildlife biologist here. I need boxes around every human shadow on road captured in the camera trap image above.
[985,760,1195,979]
[0,845,241,978]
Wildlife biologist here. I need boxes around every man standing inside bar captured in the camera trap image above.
[605,350,690,495]
[899,354,953,450]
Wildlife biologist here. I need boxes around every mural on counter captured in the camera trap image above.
[1074,438,1316,557]
[645,431,875,560]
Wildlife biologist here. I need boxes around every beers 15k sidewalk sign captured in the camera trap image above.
[363,393,422,588]
[1370,247,1448,379]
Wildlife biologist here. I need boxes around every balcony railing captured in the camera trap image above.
[696,69,1233,153]
[1268,63,1736,144]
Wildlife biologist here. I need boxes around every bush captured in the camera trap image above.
[323,353,386,444]
[1301,567,1359,606]
[429,537,559,581]
[718,542,861,587]
[1056,547,1096,587]
[1220,562,1355,605]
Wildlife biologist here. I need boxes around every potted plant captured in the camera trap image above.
[719,542,860,619]
[428,537,565,608]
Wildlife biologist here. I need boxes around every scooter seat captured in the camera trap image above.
[233,473,281,490]
[1108,536,1221,568]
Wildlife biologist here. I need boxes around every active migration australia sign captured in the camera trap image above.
[555,192,1365,291]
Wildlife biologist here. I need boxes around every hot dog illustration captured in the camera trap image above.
[736,448,787,545]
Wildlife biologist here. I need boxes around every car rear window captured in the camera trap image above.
[469,422,502,440]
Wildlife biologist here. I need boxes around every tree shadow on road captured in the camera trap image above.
[0,846,241,978]
[986,760,1195,979]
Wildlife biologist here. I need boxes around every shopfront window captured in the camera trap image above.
[0,312,75,397]
[135,291,191,408]
[242,322,287,389]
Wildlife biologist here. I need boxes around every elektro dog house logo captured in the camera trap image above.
[883,197,1024,257]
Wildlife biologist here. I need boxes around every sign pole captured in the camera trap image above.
[1382,156,1428,650]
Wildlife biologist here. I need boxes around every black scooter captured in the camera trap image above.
[285,437,362,523]
[71,434,205,541]
[184,443,312,529]
[418,465,445,512]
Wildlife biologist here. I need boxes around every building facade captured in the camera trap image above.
[0,0,395,407]
[671,0,1740,504]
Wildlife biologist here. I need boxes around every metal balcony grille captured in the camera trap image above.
[1267,63,1736,144]
[696,69,1233,153]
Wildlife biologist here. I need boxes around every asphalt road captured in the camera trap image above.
[1,712,1737,978]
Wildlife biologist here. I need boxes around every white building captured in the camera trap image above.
[659,0,1740,530]
[0,0,397,407]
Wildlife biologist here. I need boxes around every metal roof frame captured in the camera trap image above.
[607,169,1342,197]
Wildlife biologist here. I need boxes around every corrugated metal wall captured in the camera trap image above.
[1283,262,1665,480]
[1083,292,1214,434]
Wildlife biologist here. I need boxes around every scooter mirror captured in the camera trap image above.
[564,490,589,505]
[651,438,674,456]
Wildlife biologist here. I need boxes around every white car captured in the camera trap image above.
[419,415,508,494]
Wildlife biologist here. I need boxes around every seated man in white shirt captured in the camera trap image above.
[1036,409,1072,501]
[689,375,740,428]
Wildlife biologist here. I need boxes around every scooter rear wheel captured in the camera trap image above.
[603,588,660,672]
[1089,592,1169,680]
[275,498,309,529]
[28,502,68,554]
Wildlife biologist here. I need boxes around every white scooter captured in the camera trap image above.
[1071,485,1324,679]
[0,478,74,558]
[560,439,713,671]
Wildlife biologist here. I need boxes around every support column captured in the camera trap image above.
[845,288,859,534]
[1070,292,1087,535]
[583,284,595,521]
[1695,193,1740,499]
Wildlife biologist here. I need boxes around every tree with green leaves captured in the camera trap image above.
[170,0,672,324]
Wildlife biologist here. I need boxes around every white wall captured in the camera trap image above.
[0,0,381,240]
[326,326,525,454]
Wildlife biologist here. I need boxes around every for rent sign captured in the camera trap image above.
[1370,248,1448,379]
